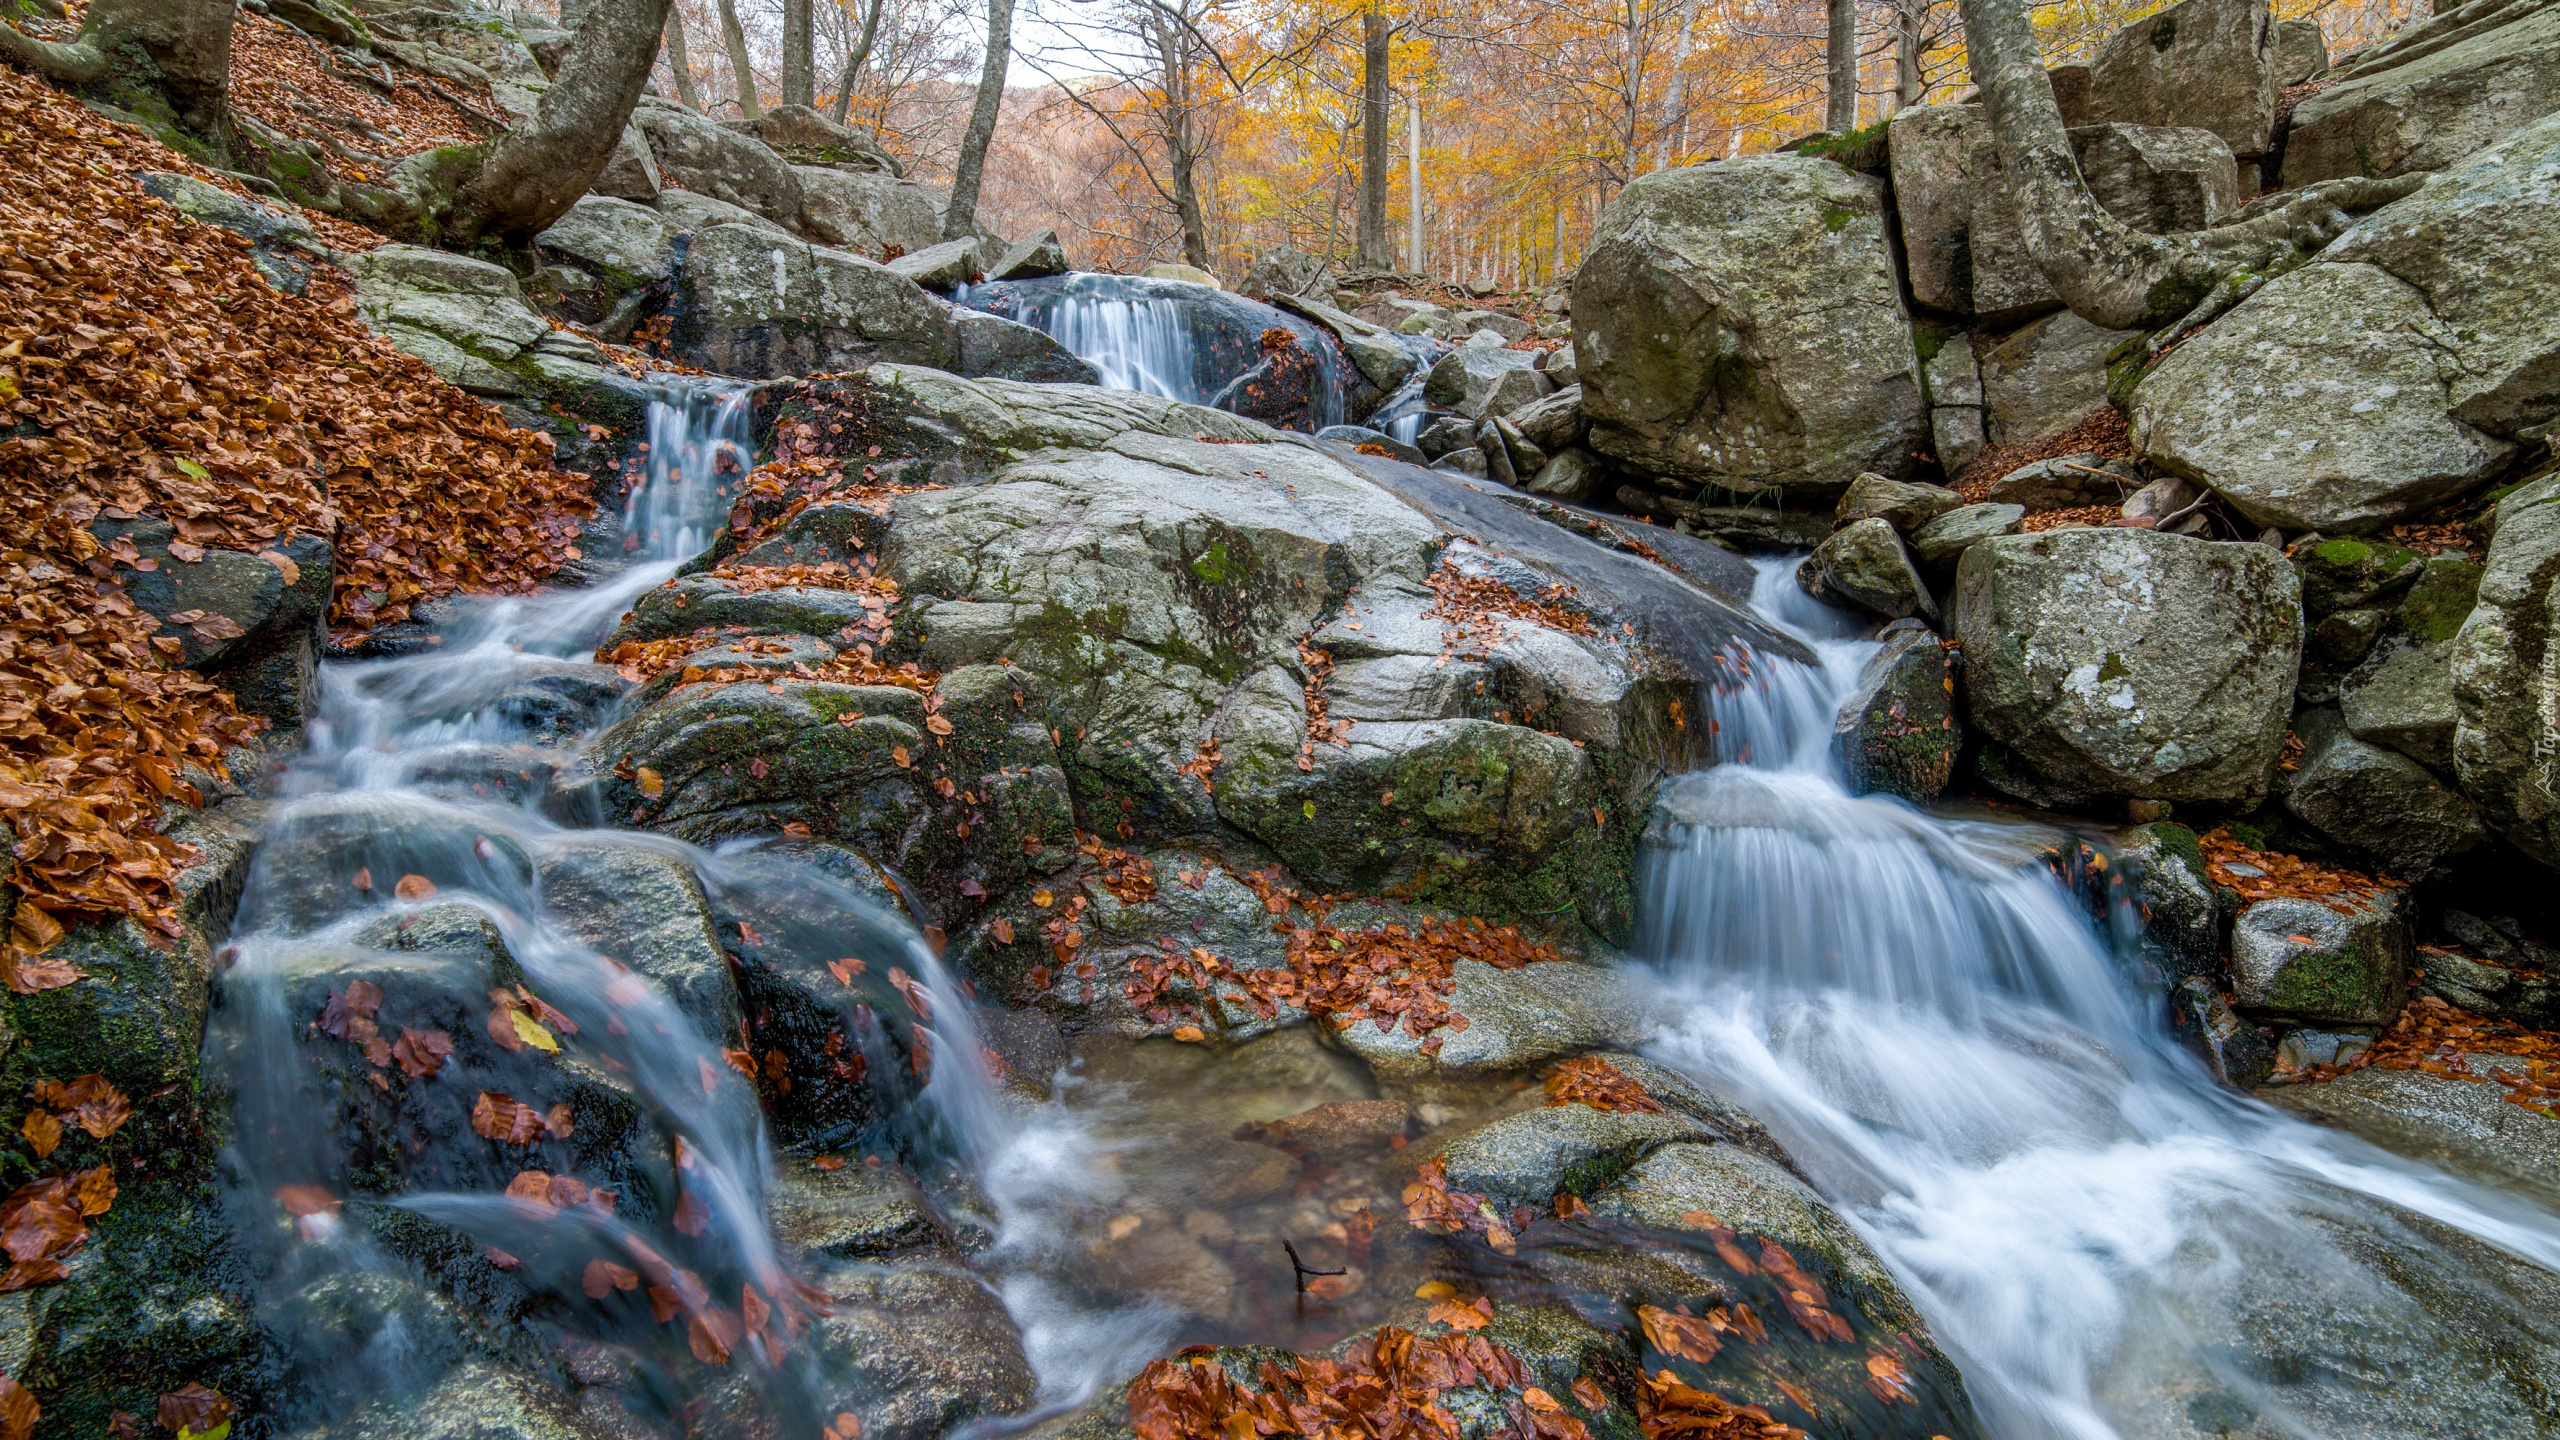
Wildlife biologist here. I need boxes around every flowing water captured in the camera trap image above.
[202,357,2560,1437]
[1640,560,2560,1439]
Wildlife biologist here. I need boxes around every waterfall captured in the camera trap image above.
[209,391,1004,1434]
[1638,558,2560,1439]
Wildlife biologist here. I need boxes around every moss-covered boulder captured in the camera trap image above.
[2228,889,2412,1025]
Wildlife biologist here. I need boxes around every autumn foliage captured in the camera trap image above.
[1129,1328,1590,1440]
[1543,1056,1665,1114]
[0,66,589,963]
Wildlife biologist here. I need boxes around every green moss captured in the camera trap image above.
[2147,821,2208,878]
[1795,120,1891,175]
[2228,820,2270,851]
[1189,538,1236,585]
[1014,598,1129,686]
[1817,205,1858,234]
[1911,322,1954,367]
[2394,557,2484,644]
[2097,653,2130,683]
[2314,539,2372,566]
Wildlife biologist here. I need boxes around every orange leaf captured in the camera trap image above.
[21,1110,60,1160]
[394,874,437,902]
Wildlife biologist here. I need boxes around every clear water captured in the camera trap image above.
[1639,558,2560,1439]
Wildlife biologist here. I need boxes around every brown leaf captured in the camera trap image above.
[674,1188,709,1237]
[391,1027,452,1079]
[155,1384,231,1438]
[505,1170,557,1210]
[688,1309,740,1364]
[20,1111,60,1160]
[274,1185,339,1218]
[394,874,436,902]
[0,1374,35,1440]
[1569,1376,1607,1411]
[70,1167,113,1218]
[582,1258,639,1298]
[469,1091,548,1145]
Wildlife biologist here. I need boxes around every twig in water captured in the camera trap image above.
[1280,1238,1344,1296]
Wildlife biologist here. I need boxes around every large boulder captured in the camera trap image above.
[988,228,1070,280]
[951,309,1101,385]
[1573,156,1927,501]
[344,244,550,396]
[1830,623,1962,802]
[724,103,901,174]
[1237,245,1338,301]
[2127,263,2512,532]
[2071,122,2242,232]
[2271,15,2327,84]
[631,102,805,229]
[2452,468,2560,868]
[795,167,946,257]
[1980,310,2142,448]
[589,123,660,203]
[2082,0,2280,160]
[1955,528,2302,806]
[1797,518,1938,622]
[1423,341,1548,419]
[2282,0,2560,185]
[2283,706,2484,877]
[2318,108,2560,442]
[668,223,954,378]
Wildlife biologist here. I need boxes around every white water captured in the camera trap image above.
[1641,559,2560,1439]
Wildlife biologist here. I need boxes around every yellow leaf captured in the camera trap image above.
[510,1010,560,1053]
[1414,1280,1456,1299]
[636,767,665,798]
[1171,1025,1205,1042]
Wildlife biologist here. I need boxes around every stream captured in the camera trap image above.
[198,327,2560,1438]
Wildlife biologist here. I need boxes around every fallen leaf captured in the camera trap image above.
[155,1384,231,1440]
[394,874,436,902]
[0,1375,34,1440]
[70,1167,113,1217]
[469,1091,549,1145]
[1569,1376,1607,1410]
[990,918,1014,944]
[582,1258,640,1298]
[510,1009,561,1053]
[20,1111,59,1160]
[891,744,912,768]
[674,1188,710,1237]
[636,767,665,797]
[274,1185,339,1218]
[392,1027,453,1079]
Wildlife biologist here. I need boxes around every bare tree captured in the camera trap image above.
[664,3,705,108]
[1354,0,1393,270]
[716,0,763,117]
[783,0,817,106]
[826,0,888,124]
[1824,0,1856,130]
[1959,0,2419,329]
[943,0,1015,240]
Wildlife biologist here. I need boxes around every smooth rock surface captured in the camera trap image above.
[2083,0,2280,158]
[2230,889,2411,1025]
[2451,470,2560,867]
[1981,310,2140,448]
[2284,706,2484,876]
[2283,3,2560,185]
[669,223,954,378]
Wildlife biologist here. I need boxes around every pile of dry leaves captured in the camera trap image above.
[0,67,588,963]
[1424,561,1598,664]
[226,10,497,203]
[1952,406,2135,499]
[2195,829,2392,907]
[1129,1325,1591,1440]
[2292,993,2560,1116]
[1543,1056,1663,1114]
[3,1072,128,1292]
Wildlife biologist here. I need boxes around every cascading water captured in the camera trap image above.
[1639,559,2560,1439]
[207,388,1013,1434]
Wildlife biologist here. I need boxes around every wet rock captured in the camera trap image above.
[951,308,1101,385]
[2229,888,2412,1026]
[670,224,954,379]
[2129,263,2513,533]
[632,102,804,228]
[1424,342,1548,420]
[1575,156,1927,500]
[1834,473,1967,533]
[1315,425,1426,465]
[1431,447,1489,478]
[2263,1057,2560,1206]
[285,1358,625,1440]
[991,228,1071,280]
[239,792,537,934]
[1590,1142,1938,1340]
[1256,1097,1413,1160]
[1429,1102,1707,1211]
[2283,2,2560,186]
[1797,517,1939,623]
[1908,502,2024,573]
[532,836,739,1038]
[2172,975,2279,1088]
[1622,495,1832,553]
[1955,528,2302,807]
[768,1154,953,1258]
[1980,310,2140,448]
[2431,913,2560,1029]
[2283,706,2484,877]
[602,577,879,652]
[2082,0,2279,160]
[95,520,332,715]
[1831,623,1962,802]
[2115,822,2223,987]
[1326,959,1649,1090]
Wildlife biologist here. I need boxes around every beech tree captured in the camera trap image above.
[1353,0,1392,270]
[716,0,763,117]
[1823,0,1854,132]
[0,0,238,153]
[664,5,706,109]
[1957,0,2420,330]
[944,0,1015,240]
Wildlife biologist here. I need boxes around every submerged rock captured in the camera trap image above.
[1831,624,1962,803]
[2265,1058,2560,1208]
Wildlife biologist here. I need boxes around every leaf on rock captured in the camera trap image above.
[156,1384,232,1440]
[582,1258,640,1298]
[509,1009,561,1053]
[70,1167,113,1218]
[0,1377,35,1440]
[391,1027,452,1079]
[393,874,436,902]
[20,1111,59,1161]
[469,1091,550,1146]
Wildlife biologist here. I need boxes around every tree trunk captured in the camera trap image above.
[828,0,885,124]
[0,0,237,150]
[442,0,677,243]
[1891,0,1925,111]
[1406,92,1424,273]
[716,0,760,119]
[1660,0,1699,167]
[1354,1,1392,271]
[781,0,814,108]
[1159,24,1211,269]
[1958,0,2420,329]
[1825,0,1858,132]
[942,0,1013,240]
[663,4,703,109]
